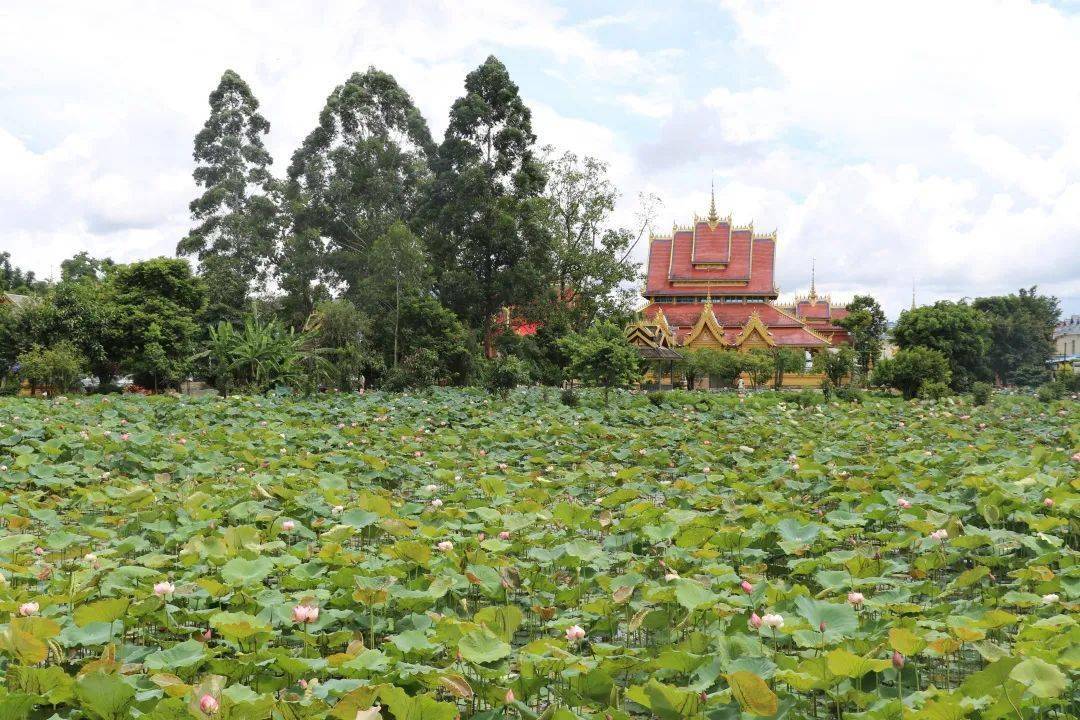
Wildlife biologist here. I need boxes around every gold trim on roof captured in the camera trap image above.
[733,311,776,348]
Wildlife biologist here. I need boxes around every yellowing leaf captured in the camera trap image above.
[726,671,778,717]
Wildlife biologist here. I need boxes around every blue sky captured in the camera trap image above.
[1,0,1078,318]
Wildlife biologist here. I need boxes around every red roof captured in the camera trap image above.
[645,220,776,297]
[643,302,829,347]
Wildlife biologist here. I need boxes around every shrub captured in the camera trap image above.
[18,342,86,393]
[647,391,668,407]
[919,380,952,400]
[560,388,579,406]
[485,355,531,399]
[790,390,818,408]
[833,384,862,403]
[1036,381,1066,403]
[813,347,856,387]
[970,381,992,406]
[883,347,951,399]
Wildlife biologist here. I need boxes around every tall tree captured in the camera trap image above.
[0,251,47,293]
[429,56,551,350]
[177,69,278,322]
[363,221,430,368]
[893,300,991,391]
[540,148,640,329]
[837,295,887,374]
[972,287,1059,386]
[286,68,434,304]
[60,251,115,283]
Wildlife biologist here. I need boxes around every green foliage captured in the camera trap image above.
[837,295,887,374]
[17,341,85,392]
[813,347,855,387]
[286,69,433,309]
[744,350,774,389]
[559,387,579,406]
[918,380,952,400]
[680,348,745,389]
[973,287,1058,386]
[428,56,550,346]
[484,355,531,399]
[1036,381,1066,403]
[305,300,376,391]
[111,258,207,389]
[560,320,640,398]
[769,347,804,388]
[177,70,279,320]
[874,347,952,399]
[971,381,992,405]
[0,250,47,293]
[894,300,991,391]
[0,390,1073,719]
[540,149,640,328]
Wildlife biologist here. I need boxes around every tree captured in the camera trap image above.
[286,68,434,304]
[770,347,804,388]
[485,355,532,399]
[872,347,951,399]
[837,295,887,374]
[813,347,856,387]
[972,287,1059,386]
[60,251,114,283]
[429,56,551,350]
[560,321,641,399]
[539,149,640,329]
[893,301,991,391]
[745,350,774,389]
[17,342,85,393]
[702,350,746,389]
[177,70,279,322]
[111,258,207,389]
[363,222,430,368]
[0,251,47,294]
[305,299,376,390]
[375,294,477,387]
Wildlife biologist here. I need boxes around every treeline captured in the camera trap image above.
[1,57,650,394]
[871,289,1064,400]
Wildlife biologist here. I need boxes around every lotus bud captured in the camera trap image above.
[749,612,763,629]
[740,580,753,594]
[505,689,515,704]
[199,694,219,714]
[819,621,827,632]
[892,651,905,669]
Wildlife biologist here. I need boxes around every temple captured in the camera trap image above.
[627,187,851,387]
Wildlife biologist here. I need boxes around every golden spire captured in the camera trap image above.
[911,281,916,311]
[707,179,719,224]
[809,258,817,301]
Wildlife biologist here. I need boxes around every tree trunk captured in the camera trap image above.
[393,271,401,368]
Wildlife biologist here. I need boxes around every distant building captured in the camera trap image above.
[1051,314,1080,369]
[0,293,32,308]
[626,188,853,388]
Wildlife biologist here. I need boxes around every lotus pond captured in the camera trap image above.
[0,389,1076,720]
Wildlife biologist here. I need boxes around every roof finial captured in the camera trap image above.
[911,280,916,311]
[809,258,817,301]
[707,179,718,224]
[705,282,713,306]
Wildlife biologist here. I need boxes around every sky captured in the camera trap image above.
[1,0,1079,319]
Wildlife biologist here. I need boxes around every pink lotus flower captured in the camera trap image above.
[199,694,220,714]
[1043,497,1055,508]
[498,531,511,540]
[565,625,586,642]
[33,547,44,557]
[430,498,443,508]
[202,628,212,641]
[740,580,753,594]
[847,592,865,607]
[1072,452,1080,462]
[282,520,295,532]
[120,433,130,441]
[892,651,904,669]
[748,612,763,629]
[18,601,38,616]
[930,528,948,541]
[332,505,344,515]
[153,581,176,597]
[292,604,319,623]
[897,497,912,509]
[504,689,516,704]
[298,679,308,689]
[665,572,680,581]
[437,541,454,552]
[702,466,711,473]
